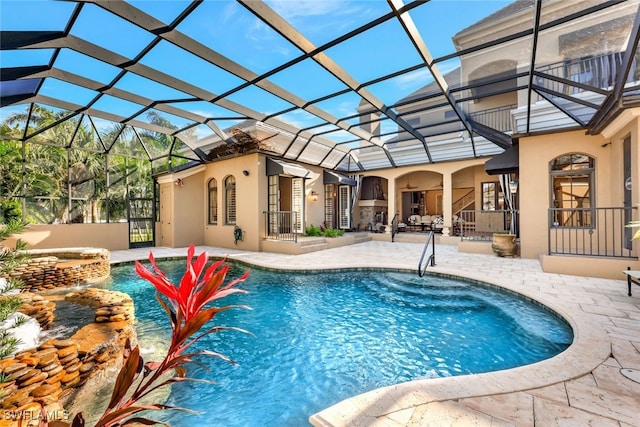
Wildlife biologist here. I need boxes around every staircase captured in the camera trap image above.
[453,189,475,216]
[392,232,430,244]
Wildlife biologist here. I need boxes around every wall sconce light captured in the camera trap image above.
[174,178,184,187]
[310,190,319,202]
[242,170,250,176]
[508,179,518,194]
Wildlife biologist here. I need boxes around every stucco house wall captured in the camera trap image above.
[520,120,639,278]
[200,153,263,252]
[2,223,130,251]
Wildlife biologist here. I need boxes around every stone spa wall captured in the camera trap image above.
[0,249,137,426]
[5,248,110,293]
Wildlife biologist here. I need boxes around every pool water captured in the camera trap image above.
[108,260,572,427]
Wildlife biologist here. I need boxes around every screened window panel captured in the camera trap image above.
[107,155,128,222]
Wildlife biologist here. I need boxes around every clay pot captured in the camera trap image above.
[492,233,518,257]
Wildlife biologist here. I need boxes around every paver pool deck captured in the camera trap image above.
[110,241,640,427]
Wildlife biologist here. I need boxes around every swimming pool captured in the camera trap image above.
[108,259,572,426]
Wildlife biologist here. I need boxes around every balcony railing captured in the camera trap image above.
[458,209,518,240]
[469,104,516,133]
[264,210,299,242]
[548,207,637,258]
[535,51,636,94]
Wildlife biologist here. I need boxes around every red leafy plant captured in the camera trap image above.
[70,244,250,427]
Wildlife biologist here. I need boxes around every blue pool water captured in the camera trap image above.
[108,260,572,427]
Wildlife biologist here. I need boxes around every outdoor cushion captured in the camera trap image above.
[408,215,421,224]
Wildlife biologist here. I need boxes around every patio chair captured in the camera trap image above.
[408,215,421,231]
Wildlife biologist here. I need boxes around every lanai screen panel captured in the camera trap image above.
[1,0,639,172]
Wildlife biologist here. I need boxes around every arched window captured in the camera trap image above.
[207,178,217,225]
[550,153,594,227]
[224,175,236,225]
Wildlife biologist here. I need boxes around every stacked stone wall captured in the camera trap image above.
[0,288,136,426]
[15,293,56,329]
[1,248,110,293]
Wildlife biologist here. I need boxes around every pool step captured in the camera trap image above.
[298,242,329,254]
[262,232,372,255]
[393,232,430,243]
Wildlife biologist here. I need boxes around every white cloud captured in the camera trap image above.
[394,69,433,91]
[265,0,346,20]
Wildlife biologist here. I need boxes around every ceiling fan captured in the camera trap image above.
[404,181,418,189]
[431,181,444,189]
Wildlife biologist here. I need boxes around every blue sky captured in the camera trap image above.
[0,0,511,140]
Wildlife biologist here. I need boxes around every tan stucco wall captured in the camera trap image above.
[1,223,129,251]
[304,166,325,229]
[162,153,331,252]
[172,169,205,248]
[519,126,638,261]
[540,254,636,281]
[156,166,206,248]
[202,154,262,252]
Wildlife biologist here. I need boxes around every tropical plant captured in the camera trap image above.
[305,224,345,238]
[0,216,27,360]
[0,106,159,225]
[68,244,250,427]
[305,224,322,237]
[321,227,345,238]
[0,331,22,360]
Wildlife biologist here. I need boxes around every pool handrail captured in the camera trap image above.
[418,230,436,277]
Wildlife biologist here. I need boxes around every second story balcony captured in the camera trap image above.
[535,51,638,97]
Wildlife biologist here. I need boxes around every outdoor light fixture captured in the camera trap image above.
[310,190,319,201]
[174,178,184,187]
[508,179,518,194]
[242,170,249,176]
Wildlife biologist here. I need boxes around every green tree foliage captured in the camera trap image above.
[0,106,164,224]
[0,217,27,360]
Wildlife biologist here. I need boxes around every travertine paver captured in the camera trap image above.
[109,241,640,427]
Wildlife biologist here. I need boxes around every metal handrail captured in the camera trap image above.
[548,206,637,258]
[391,213,399,242]
[418,230,436,277]
[263,210,299,242]
[459,209,518,240]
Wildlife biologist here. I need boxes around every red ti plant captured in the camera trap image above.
[71,245,250,427]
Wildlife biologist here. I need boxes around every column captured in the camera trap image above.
[442,173,453,237]
[386,178,396,236]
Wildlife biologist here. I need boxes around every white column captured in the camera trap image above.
[442,173,453,237]
[386,178,396,235]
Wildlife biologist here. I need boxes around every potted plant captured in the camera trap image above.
[492,233,518,257]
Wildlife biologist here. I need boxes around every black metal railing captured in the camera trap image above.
[469,104,516,133]
[391,213,399,242]
[418,230,436,277]
[548,207,637,258]
[264,211,299,242]
[535,51,636,94]
[458,209,518,241]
